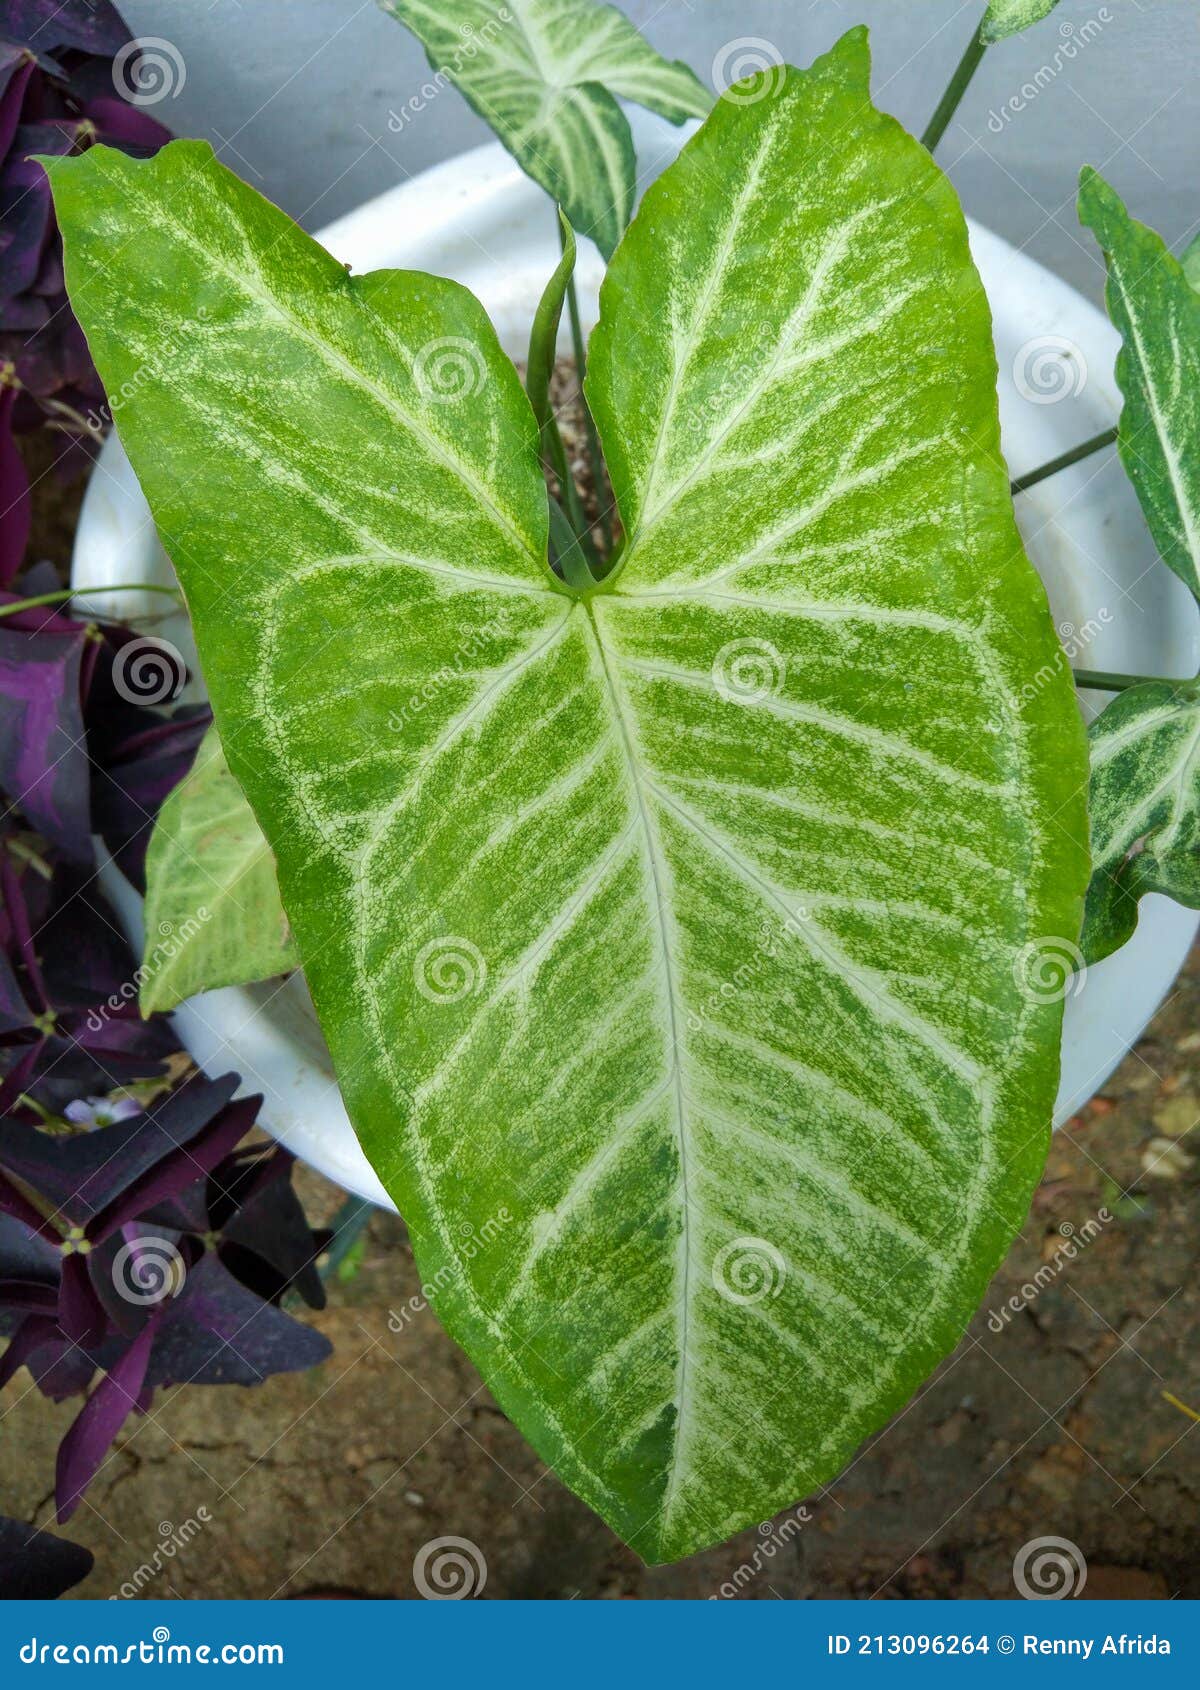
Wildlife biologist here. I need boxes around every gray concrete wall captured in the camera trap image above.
[116,1,1198,302]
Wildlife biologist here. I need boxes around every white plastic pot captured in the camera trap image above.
[72,112,1200,1208]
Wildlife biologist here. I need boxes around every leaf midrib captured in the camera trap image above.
[583,596,696,1537]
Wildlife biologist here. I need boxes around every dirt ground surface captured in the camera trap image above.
[5,429,1198,1602]
[1,947,1195,1602]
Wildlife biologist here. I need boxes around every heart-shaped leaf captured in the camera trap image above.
[1079,168,1200,603]
[377,0,711,256]
[43,30,1088,1561]
[140,723,297,1014]
[1081,680,1200,963]
[980,0,1061,43]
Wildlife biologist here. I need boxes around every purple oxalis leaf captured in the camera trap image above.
[0,620,91,858]
[1,1,133,61]
[0,380,30,587]
[0,1072,242,1228]
[55,1314,155,1519]
[143,1253,332,1390]
[0,1511,93,1597]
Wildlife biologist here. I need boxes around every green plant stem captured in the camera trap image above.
[561,228,613,554]
[1073,668,1163,693]
[1009,426,1119,496]
[921,13,988,153]
[0,582,181,619]
[319,1194,374,1282]
[544,411,599,566]
[548,493,595,591]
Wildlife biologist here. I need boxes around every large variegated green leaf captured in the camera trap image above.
[377,0,710,256]
[140,724,296,1014]
[44,30,1088,1562]
[1080,168,1200,602]
[980,0,1060,43]
[1081,681,1200,963]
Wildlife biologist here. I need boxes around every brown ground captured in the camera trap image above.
[4,413,1198,1601]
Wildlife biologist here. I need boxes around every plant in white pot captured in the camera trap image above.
[34,0,1200,1561]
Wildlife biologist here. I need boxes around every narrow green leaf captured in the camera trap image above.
[527,210,577,440]
[526,209,594,572]
[140,724,297,1013]
[1080,168,1200,602]
[44,31,1088,1567]
[980,0,1061,43]
[1081,680,1200,964]
[377,0,711,257]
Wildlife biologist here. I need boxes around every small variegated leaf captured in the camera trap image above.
[1080,168,1200,602]
[44,31,1088,1563]
[1183,232,1200,295]
[377,0,711,256]
[1081,681,1200,964]
[140,724,297,1013]
[980,0,1061,43]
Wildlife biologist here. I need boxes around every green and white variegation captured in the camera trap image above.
[44,29,1088,1562]
[1183,232,1200,296]
[980,0,1061,43]
[1080,168,1200,602]
[1081,682,1200,963]
[377,0,710,257]
[140,724,296,1014]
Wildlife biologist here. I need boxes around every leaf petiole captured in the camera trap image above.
[548,493,596,591]
[1010,426,1119,496]
[1073,668,1187,694]
[921,10,988,153]
[0,582,181,620]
